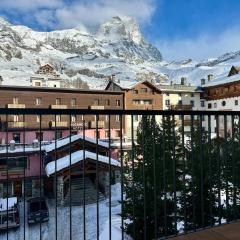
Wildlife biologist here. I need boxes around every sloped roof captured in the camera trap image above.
[157,84,202,93]
[44,134,110,153]
[203,73,240,88]
[105,80,161,92]
[45,150,120,176]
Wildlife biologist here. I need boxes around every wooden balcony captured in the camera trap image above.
[7,104,25,109]
[90,121,105,129]
[170,104,193,110]
[51,121,68,127]
[51,105,67,109]
[90,105,105,110]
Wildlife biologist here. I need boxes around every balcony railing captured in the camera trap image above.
[0,108,239,240]
[51,104,67,109]
[7,104,26,109]
[8,122,25,128]
[51,121,68,127]
[170,104,193,110]
[90,120,105,128]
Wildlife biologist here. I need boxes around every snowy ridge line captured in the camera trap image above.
[45,150,120,176]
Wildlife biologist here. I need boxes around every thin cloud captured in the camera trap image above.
[0,0,156,31]
[157,27,240,61]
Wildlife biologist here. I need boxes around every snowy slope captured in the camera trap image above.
[0,16,239,89]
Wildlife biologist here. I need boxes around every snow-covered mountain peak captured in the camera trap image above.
[0,17,11,26]
[96,16,144,44]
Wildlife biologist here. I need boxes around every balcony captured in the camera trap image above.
[51,121,68,127]
[8,122,25,128]
[0,108,240,239]
[170,104,193,110]
[90,120,105,128]
[90,105,105,110]
[7,104,25,109]
[51,105,67,109]
[132,104,154,110]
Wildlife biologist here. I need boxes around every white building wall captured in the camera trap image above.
[202,96,240,136]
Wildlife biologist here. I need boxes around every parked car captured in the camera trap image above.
[0,197,20,230]
[28,197,49,224]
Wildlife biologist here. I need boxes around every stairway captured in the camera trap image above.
[63,177,105,206]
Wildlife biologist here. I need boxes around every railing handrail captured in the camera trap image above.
[0,108,239,115]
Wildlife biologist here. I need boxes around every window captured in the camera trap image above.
[116,100,121,106]
[214,103,217,108]
[56,115,61,122]
[133,89,138,94]
[133,100,140,105]
[178,93,182,97]
[56,131,62,139]
[13,97,19,104]
[36,97,42,105]
[13,133,20,143]
[0,156,28,172]
[201,101,205,107]
[71,115,76,122]
[115,130,121,138]
[13,115,19,122]
[105,99,110,106]
[166,93,169,96]
[105,115,109,121]
[105,130,110,138]
[191,93,195,97]
[36,132,43,141]
[56,98,61,105]
[116,115,120,122]
[36,115,40,123]
[222,101,226,106]
[235,100,238,106]
[208,103,212,109]
[141,88,147,93]
[165,100,170,106]
[94,131,100,139]
[71,98,76,107]
[94,99,99,106]
[134,115,139,122]
[190,100,194,107]
[178,100,183,105]
[34,82,41,86]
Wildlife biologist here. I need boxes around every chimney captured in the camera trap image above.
[33,139,39,148]
[181,77,187,85]
[208,74,214,81]
[111,74,116,82]
[9,140,15,151]
[201,78,206,85]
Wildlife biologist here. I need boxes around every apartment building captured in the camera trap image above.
[105,79,162,138]
[0,85,124,144]
[157,78,203,132]
[202,66,240,135]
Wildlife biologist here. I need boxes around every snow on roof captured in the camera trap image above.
[203,73,240,87]
[45,150,120,176]
[0,197,17,212]
[157,84,202,93]
[44,135,110,153]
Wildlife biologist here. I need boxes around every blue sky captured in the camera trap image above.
[0,0,240,60]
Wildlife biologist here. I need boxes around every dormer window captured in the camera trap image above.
[141,88,147,93]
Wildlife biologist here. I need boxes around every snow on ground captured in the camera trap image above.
[0,184,130,240]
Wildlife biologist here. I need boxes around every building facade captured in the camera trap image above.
[0,86,124,144]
